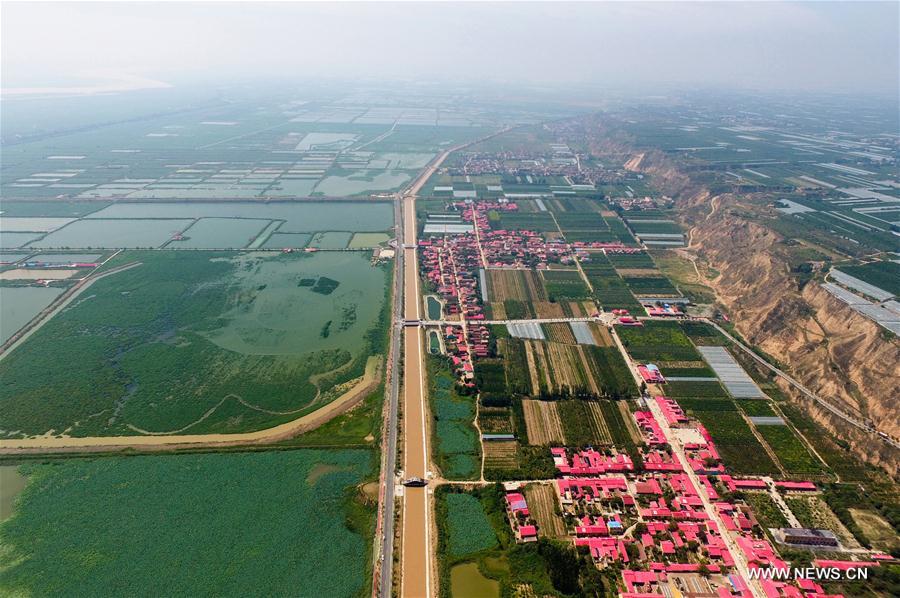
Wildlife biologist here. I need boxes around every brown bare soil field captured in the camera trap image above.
[565,301,586,317]
[522,400,565,445]
[533,301,565,319]
[543,322,576,344]
[484,440,518,469]
[0,269,79,280]
[657,360,708,369]
[486,269,547,303]
[489,301,507,320]
[849,508,900,552]
[590,324,614,347]
[525,484,567,538]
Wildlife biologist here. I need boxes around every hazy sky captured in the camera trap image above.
[3,1,898,94]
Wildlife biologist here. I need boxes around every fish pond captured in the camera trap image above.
[0,286,64,344]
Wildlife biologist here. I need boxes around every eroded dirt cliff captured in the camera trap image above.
[611,144,899,473]
[681,192,899,473]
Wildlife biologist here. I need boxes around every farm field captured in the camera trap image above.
[617,320,703,362]
[744,492,789,530]
[522,400,565,445]
[663,380,730,398]
[483,441,519,472]
[0,449,375,597]
[0,250,389,437]
[677,399,780,475]
[649,251,716,303]
[525,484,567,538]
[836,261,900,296]
[557,400,613,447]
[581,256,641,310]
[484,269,570,320]
[541,269,591,301]
[501,338,636,399]
[755,424,823,475]
[784,496,860,549]
[848,508,900,553]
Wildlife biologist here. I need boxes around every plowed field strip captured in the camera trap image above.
[523,400,565,445]
[526,484,567,538]
[618,402,642,444]
[586,402,613,444]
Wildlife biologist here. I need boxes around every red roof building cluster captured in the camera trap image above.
[504,491,538,543]
[551,447,634,475]
[638,364,666,384]
[655,397,689,426]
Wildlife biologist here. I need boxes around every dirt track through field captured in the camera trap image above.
[0,356,382,453]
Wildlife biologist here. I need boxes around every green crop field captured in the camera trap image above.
[0,250,389,437]
[617,320,703,362]
[488,211,558,232]
[678,399,780,475]
[585,346,639,398]
[541,269,591,300]
[581,256,641,310]
[0,450,375,597]
[755,424,823,474]
[838,261,900,296]
[622,276,679,296]
[606,251,656,269]
[678,321,728,346]
[429,356,480,480]
[442,491,499,558]
[738,401,779,417]
[663,380,729,398]
[744,492,789,529]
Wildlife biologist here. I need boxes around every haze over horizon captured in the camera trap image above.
[2,1,898,96]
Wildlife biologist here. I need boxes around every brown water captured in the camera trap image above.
[450,562,499,598]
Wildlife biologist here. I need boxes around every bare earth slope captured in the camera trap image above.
[622,150,899,474]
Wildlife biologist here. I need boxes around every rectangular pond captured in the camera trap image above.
[83,202,393,233]
[28,219,193,249]
[167,218,271,249]
[0,286,64,343]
